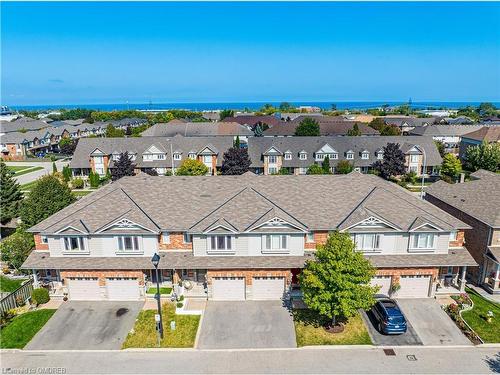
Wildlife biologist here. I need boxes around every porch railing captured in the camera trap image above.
[0,278,34,314]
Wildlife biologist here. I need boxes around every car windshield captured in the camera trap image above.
[388,316,405,324]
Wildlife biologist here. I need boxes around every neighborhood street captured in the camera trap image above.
[5,159,70,185]
[1,346,499,374]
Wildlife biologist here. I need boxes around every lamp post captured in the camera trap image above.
[151,253,164,339]
[420,147,427,200]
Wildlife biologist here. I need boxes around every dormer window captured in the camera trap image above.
[316,153,325,160]
[188,153,196,160]
[346,151,354,160]
[361,151,369,160]
[62,236,86,252]
[173,152,182,160]
[284,152,292,160]
[377,152,384,160]
[299,152,307,160]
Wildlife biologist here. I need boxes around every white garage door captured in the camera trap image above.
[252,277,285,300]
[68,277,101,301]
[212,277,245,301]
[106,278,141,301]
[370,276,392,297]
[397,275,431,298]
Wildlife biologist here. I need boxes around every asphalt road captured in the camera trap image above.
[5,159,70,185]
[1,347,499,374]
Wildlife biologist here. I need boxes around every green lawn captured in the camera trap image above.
[14,166,44,176]
[122,303,199,348]
[0,275,27,293]
[461,288,500,343]
[0,309,56,348]
[293,309,372,346]
[72,190,93,197]
[7,165,33,173]
[146,287,172,295]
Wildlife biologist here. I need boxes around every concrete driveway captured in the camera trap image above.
[197,301,296,349]
[396,298,472,346]
[26,301,143,350]
[5,159,70,185]
[361,310,422,346]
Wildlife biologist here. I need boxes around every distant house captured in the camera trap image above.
[382,117,436,134]
[426,170,500,294]
[409,125,485,155]
[459,127,500,161]
[263,115,379,137]
[224,115,283,130]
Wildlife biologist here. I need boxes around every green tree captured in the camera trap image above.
[434,140,446,158]
[89,171,101,188]
[299,231,378,326]
[478,102,497,118]
[322,156,331,174]
[62,165,72,182]
[336,160,354,174]
[465,142,500,172]
[0,161,23,224]
[441,153,462,179]
[175,159,209,176]
[306,164,324,175]
[372,143,406,180]
[278,167,290,175]
[58,138,78,155]
[20,175,76,227]
[221,147,251,175]
[111,152,135,181]
[219,109,234,121]
[105,124,125,138]
[347,123,361,136]
[295,118,320,136]
[279,102,293,111]
[234,136,241,149]
[52,162,57,174]
[0,228,34,271]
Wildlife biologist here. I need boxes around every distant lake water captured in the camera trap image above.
[10,101,499,112]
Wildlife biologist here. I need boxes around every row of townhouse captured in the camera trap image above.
[70,135,442,178]
[0,117,147,160]
[22,173,475,301]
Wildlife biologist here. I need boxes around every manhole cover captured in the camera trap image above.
[383,349,396,356]
[407,355,417,361]
[116,308,129,317]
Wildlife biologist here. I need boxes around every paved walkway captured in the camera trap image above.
[467,284,500,303]
[2,347,499,374]
[5,159,69,185]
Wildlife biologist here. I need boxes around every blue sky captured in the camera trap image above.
[2,2,499,105]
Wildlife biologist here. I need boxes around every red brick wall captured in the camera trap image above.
[158,232,193,250]
[60,270,145,287]
[207,269,292,286]
[1,144,24,160]
[449,230,465,247]
[34,234,49,250]
[376,267,439,284]
[304,231,328,249]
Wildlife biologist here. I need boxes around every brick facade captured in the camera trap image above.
[206,269,292,286]
[304,231,328,249]
[376,267,439,285]
[60,270,145,287]
[34,234,49,250]
[426,194,486,281]
[449,230,466,248]
[158,232,193,250]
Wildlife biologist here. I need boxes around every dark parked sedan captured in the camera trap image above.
[371,298,407,335]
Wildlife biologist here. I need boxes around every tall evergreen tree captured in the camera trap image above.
[234,136,241,149]
[347,123,361,136]
[221,147,252,175]
[111,152,135,181]
[322,156,331,174]
[0,162,23,224]
[372,143,406,179]
[52,162,57,174]
[295,118,320,136]
[20,175,76,227]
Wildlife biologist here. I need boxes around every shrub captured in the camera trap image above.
[31,288,50,305]
[176,302,183,309]
[179,295,185,302]
[72,178,84,189]
[88,171,100,188]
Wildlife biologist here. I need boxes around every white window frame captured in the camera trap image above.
[207,235,234,252]
[173,153,182,160]
[262,234,289,253]
[410,154,420,163]
[361,152,369,160]
[62,236,87,252]
[346,152,354,160]
[268,166,278,175]
[284,152,292,160]
[306,232,315,243]
[162,232,170,244]
[41,235,48,244]
[377,152,384,160]
[183,233,193,243]
[316,153,325,160]
[268,155,277,164]
[331,153,338,160]
[352,233,381,252]
[449,231,458,242]
[299,152,307,160]
[116,236,142,252]
[188,153,196,160]
[299,167,307,175]
[411,233,436,250]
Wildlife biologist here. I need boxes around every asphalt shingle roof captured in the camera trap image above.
[426,171,500,228]
[141,121,253,137]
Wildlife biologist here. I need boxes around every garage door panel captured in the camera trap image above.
[212,277,245,301]
[106,278,141,301]
[252,277,285,300]
[68,278,101,301]
[370,276,391,297]
[397,275,431,298]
